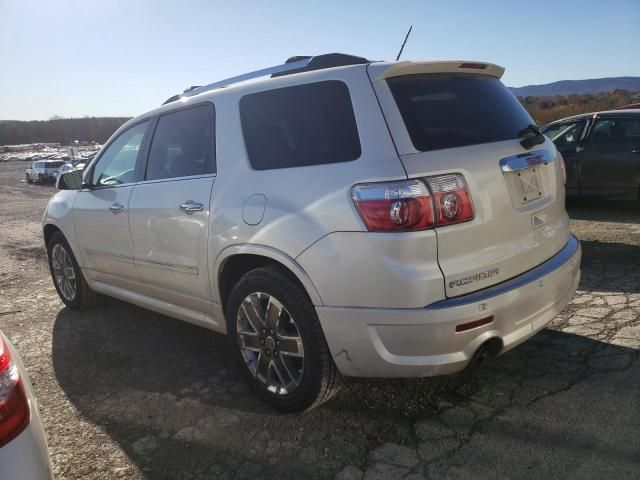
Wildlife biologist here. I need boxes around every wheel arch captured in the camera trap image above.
[214,245,323,311]
[43,222,82,266]
[43,223,63,247]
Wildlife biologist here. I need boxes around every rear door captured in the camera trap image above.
[579,116,640,195]
[369,63,570,297]
[128,103,216,310]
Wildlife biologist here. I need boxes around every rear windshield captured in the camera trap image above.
[387,74,535,152]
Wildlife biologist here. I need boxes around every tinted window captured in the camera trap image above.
[146,105,215,180]
[92,121,149,186]
[543,120,586,147]
[590,118,640,145]
[387,74,536,152]
[240,81,361,170]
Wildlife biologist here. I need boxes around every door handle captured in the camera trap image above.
[180,201,204,214]
[109,203,125,214]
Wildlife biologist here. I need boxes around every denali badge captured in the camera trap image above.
[449,268,500,288]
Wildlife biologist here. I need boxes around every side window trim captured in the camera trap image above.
[139,101,216,182]
[85,119,152,190]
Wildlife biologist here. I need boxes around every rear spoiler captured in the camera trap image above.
[373,61,505,82]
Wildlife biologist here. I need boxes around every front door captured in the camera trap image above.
[128,104,216,310]
[543,118,587,191]
[73,120,150,286]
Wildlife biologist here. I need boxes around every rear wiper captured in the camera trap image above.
[518,123,545,150]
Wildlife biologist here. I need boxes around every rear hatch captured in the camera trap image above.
[369,62,570,297]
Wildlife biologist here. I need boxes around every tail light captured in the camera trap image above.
[352,174,474,232]
[351,179,434,232]
[425,174,474,226]
[0,336,30,447]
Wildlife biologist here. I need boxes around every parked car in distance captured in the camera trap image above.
[0,331,53,479]
[542,109,640,200]
[26,160,66,184]
[44,53,581,411]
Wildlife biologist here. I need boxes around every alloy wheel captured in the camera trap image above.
[236,292,304,395]
[51,243,76,301]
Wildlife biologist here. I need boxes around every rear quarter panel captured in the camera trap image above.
[208,66,407,305]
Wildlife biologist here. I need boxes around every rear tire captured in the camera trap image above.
[47,232,99,309]
[225,265,342,412]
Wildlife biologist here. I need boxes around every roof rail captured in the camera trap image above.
[162,58,311,105]
[162,53,370,105]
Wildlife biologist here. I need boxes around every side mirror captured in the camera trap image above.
[56,170,84,190]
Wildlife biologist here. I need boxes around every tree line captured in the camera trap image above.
[0,117,131,146]
[518,89,639,126]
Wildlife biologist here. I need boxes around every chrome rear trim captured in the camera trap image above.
[499,149,555,173]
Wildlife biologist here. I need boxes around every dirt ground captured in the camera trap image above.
[0,160,638,480]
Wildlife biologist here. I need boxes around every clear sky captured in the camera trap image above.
[1,0,638,120]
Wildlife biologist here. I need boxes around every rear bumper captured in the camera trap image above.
[0,422,54,480]
[317,235,581,377]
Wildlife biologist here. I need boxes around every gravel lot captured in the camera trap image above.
[0,160,638,480]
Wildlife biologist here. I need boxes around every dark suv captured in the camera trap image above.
[542,109,640,200]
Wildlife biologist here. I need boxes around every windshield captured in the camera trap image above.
[387,74,536,152]
[48,161,65,168]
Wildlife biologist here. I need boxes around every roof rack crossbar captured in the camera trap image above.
[182,58,312,98]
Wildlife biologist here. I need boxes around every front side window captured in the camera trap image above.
[92,121,149,186]
[146,104,215,181]
[387,74,536,152]
[543,120,586,147]
[240,81,361,170]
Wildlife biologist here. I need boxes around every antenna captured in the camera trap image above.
[395,25,413,61]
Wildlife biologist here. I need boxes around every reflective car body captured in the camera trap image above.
[0,332,53,479]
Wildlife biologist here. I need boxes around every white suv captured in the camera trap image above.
[43,54,581,411]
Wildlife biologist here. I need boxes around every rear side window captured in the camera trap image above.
[240,81,361,170]
[387,74,535,152]
[146,104,215,181]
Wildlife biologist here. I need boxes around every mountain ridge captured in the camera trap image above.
[509,76,640,97]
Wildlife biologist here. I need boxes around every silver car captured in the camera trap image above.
[0,332,53,479]
[44,54,581,411]
[26,160,66,184]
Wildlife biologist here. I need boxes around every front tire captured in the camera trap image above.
[225,265,342,412]
[47,232,99,309]
[26,174,32,184]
